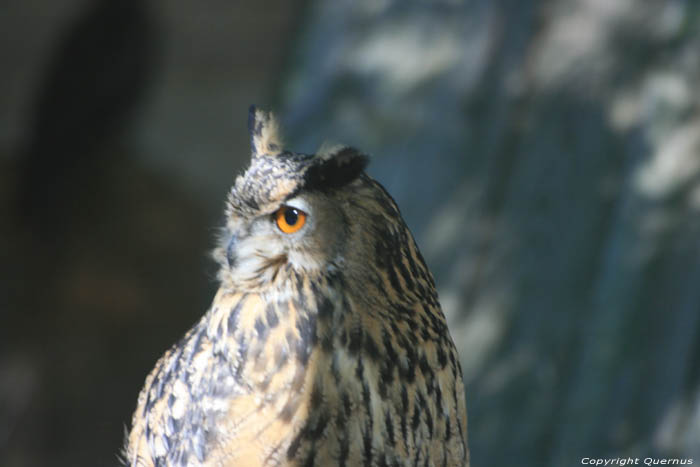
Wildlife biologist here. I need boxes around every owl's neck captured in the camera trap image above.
[205,271,344,403]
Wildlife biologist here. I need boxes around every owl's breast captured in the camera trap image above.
[128,277,466,467]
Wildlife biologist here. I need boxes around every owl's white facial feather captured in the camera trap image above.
[282,197,311,219]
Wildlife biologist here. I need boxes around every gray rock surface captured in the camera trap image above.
[278,0,700,464]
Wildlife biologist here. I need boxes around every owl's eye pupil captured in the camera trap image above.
[284,208,299,226]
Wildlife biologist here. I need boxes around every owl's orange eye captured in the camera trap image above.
[275,206,307,234]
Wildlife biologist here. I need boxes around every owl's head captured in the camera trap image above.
[215,107,410,294]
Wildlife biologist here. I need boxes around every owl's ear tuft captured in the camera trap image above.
[304,146,369,192]
[248,105,282,158]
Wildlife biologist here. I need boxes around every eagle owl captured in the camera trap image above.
[125,107,469,467]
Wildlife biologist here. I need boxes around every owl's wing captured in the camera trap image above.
[125,319,238,467]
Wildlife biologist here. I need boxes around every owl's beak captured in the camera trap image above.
[226,234,238,268]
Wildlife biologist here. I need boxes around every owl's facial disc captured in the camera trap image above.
[217,108,369,291]
[220,195,337,291]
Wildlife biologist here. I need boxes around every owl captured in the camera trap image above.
[124,107,469,467]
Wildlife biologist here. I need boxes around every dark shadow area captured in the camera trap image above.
[2,2,214,465]
[1,1,304,465]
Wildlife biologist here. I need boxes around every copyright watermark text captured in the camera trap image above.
[581,458,694,466]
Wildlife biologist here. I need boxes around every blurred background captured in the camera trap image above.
[2,0,699,465]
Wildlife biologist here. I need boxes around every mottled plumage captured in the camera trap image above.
[125,107,469,466]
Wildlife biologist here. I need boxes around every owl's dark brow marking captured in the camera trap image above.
[301,147,369,193]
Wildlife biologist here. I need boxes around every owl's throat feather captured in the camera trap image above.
[205,272,339,426]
